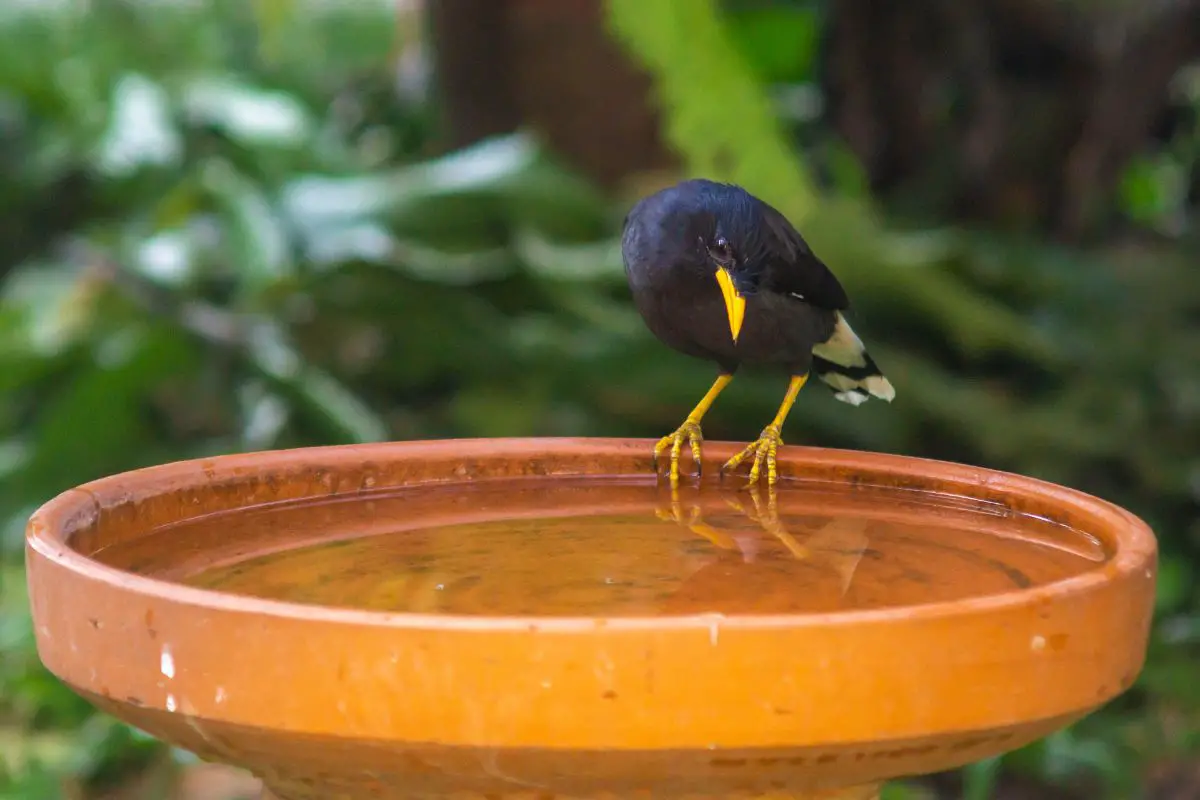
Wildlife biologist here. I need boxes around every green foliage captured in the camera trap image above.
[1117,65,1200,236]
[724,4,821,85]
[1,0,1197,798]
[881,782,938,800]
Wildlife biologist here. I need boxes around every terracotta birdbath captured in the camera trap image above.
[25,438,1156,800]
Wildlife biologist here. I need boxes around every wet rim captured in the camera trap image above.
[26,437,1158,633]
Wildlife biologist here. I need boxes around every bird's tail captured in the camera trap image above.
[810,312,896,407]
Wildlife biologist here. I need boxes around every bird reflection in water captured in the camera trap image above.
[655,483,870,598]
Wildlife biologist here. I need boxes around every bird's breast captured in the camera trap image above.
[635,273,832,371]
[735,294,831,368]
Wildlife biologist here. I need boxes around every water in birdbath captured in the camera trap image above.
[92,478,1107,617]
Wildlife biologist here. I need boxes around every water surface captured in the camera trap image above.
[93,479,1107,617]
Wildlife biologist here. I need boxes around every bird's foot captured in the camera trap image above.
[721,424,785,486]
[654,485,738,550]
[653,419,704,485]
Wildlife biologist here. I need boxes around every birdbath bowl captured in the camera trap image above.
[26,438,1156,800]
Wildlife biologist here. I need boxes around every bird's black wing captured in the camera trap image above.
[753,198,850,311]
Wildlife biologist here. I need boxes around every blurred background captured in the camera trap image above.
[1,0,1198,797]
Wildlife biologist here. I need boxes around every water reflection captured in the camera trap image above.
[93,477,1107,617]
[655,483,869,599]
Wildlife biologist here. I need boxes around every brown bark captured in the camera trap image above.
[825,0,1200,239]
[428,0,673,189]
[1059,3,1200,236]
[427,0,521,149]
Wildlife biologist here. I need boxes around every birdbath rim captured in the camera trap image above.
[27,436,1155,633]
[24,435,1159,782]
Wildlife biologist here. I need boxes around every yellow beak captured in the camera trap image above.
[714,268,746,343]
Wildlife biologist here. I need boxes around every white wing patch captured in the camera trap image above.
[813,312,896,404]
[811,312,867,368]
[863,375,896,402]
[834,390,869,406]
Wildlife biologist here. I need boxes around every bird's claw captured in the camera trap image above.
[653,419,704,485]
[720,424,785,487]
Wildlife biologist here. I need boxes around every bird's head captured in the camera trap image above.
[702,228,751,344]
[684,182,766,344]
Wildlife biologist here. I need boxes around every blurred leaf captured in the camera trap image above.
[961,757,1001,800]
[1155,556,1193,613]
[0,506,37,558]
[880,782,936,800]
[0,757,65,800]
[1,263,99,360]
[282,134,611,247]
[71,717,165,789]
[514,227,623,282]
[182,76,312,147]
[725,5,821,83]
[251,0,297,65]
[1159,614,1200,645]
[1137,646,1200,708]
[93,73,181,177]
[1119,153,1188,231]
[14,322,199,499]
[202,159,294,299]
[237,381,290,451]
[607,0,819,217]
[130,229,197,289]
[245,322,387,443]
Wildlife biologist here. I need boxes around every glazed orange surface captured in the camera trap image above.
[28,439,1157,791]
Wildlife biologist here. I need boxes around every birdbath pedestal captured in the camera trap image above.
[25,438,1157,800]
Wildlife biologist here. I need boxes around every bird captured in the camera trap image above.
[621,179,895,486]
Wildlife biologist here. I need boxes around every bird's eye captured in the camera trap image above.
[709,237,734,261]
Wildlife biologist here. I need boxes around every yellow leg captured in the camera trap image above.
[721,373,808,486]
[653,373,733,485]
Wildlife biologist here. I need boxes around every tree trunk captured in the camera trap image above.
[428,0,674,188]
[824,0,1200,239]
[427,0,521,149]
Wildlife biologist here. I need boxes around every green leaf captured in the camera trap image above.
[181,76,312,148]
[251,0,297,65]
[281,134,610,247]
[961,757,1002,800]
[879,782,936,800]
[93,73,181,177]
[15,323,199,500]
[201,158,294,299]
[129,229,198,289]
[514,227,623,282]
[725,6,821,83]
[0,262,99,360]
[1155,557,1193,613]
[607,0,818,216]
[244,322,387,444]
[1118,153,1187,229]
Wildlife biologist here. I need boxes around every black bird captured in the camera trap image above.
[621,179,895,486]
